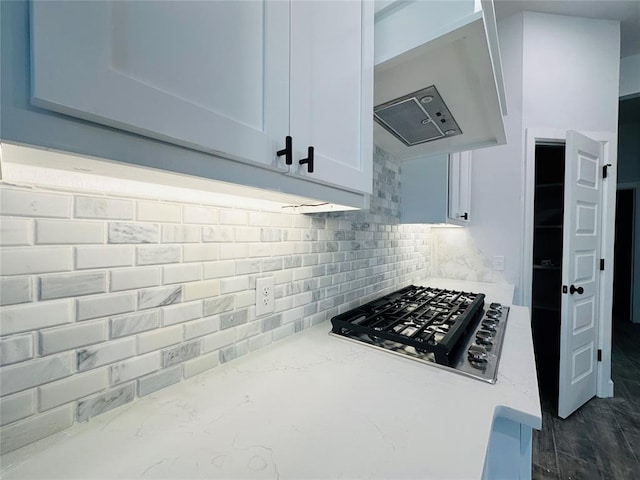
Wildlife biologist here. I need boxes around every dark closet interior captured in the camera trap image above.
[531,144,565,406]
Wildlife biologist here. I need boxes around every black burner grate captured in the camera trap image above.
[330,285,485,366]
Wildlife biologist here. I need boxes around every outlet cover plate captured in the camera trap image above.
[256,277,275,317]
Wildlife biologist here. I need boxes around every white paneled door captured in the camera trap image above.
[558,131,604,419]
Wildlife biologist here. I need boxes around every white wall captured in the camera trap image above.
[467,12,620,304]
[620,54,640,99]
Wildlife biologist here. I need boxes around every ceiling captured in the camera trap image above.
[493,0,640,58]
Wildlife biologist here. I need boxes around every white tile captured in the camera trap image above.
[108,222,159,244]
[0,276,33,305]
[183,351,219,378]
[183,315,220,340]
[74,196,133,220]
[0,189,71,218]
[162,264,201,284]
[110,310,160,339]
[0,333,34,366]
[110,267,161,292]
[218,209,247,225]
[0,300,72,336]
[161,301,202,326]
[183,244,218,263]
[76,292,136,321]
[203,260,236,279]
[137,325,183,354]
[0,247,73,276]
[183,205,218,224]
[0,217,32,245]
[39,321,107,355]
[138,285,182,309]
[248,243,273,258]
[137,366,181,397]
[136,202,181,223]
[218,243,249,260]
[0,352,73,396]
[235,259,261,275]
[234,227,261,242]
[38,369,108,411]
[75,246,134,269]
[182,279,219,301]
[0,405,73,455]
[161,225,200,243]
[248,332,272,352]
[219,276,249,294]
[202,226,234,242]
[110,352,161,384]
[0,390,36,427]
[39,272,106,300]
[77,337,136,372]
[35,220,104,244]
[136,245,181,265]
[201,329,236,353]
[235,290,255,308]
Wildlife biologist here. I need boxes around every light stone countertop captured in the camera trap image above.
[1,280,540,480]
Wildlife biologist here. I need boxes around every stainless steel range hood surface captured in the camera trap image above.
[373,2,506,160]
[374,85,462,146]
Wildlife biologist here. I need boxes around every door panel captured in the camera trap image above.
[31,1,289,169]
[558,130,603,419]
[289,1,373,193]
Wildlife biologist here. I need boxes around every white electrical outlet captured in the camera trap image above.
[493,255,505,271]
[255,277,275,317]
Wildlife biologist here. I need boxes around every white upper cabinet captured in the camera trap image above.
[31,1,290,171]
[30,1,373,196]
[288,1,373,194]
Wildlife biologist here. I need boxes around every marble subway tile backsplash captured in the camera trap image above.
[0,146,431,454]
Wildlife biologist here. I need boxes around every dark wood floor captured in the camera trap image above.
[532,319,640,479]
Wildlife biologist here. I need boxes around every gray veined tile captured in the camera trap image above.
[110,310,160,338]
[138,286,183,310]
[76,384,135,422]
[108,222,159,244]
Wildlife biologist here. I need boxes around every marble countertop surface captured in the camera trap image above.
[1,279,540,480]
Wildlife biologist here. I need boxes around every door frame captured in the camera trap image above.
[521,128,617,398]
[617,182,640,323]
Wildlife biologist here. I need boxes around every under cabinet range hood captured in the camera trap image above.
[374,0,507,160]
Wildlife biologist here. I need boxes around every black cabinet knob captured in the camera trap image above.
[460,212,468,220]
[299,146,314,173]
[277,136,293,165]
[569,285,584,295]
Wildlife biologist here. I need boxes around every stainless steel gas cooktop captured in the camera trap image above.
[329,285,509,384]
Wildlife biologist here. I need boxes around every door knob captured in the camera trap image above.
[569,285,584,295]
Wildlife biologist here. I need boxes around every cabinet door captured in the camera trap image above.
[289,1,373,194]
[448,151,472,224]
[31,1,289,170]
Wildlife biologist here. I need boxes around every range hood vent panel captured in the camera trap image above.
[373,86,462,146]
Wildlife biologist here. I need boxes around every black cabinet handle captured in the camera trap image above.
[460,212,468,220]
[277,136,293,165]
[299,146,314,173]
[569,285,584,295]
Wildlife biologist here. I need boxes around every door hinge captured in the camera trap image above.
[600,259,605,271]
[603,163,612,178]
[597,349,602,362]
[562,285,568,294]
